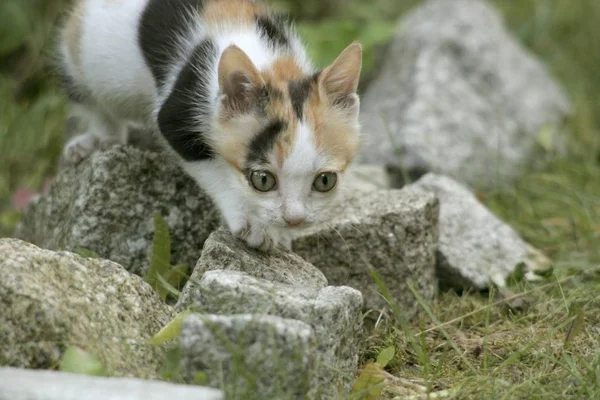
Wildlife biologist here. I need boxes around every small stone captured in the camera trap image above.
[178,270,363,395]
[293,188,439,318]
[0,239,173,379]
[0,367,224,400]
[180,314,318,399]
[411,173,552,289]
[15,146,220,276]
[177,228,328,308]
[358,0,571,188]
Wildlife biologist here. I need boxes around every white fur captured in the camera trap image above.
[184,121,340,251]
[78,0,155,120]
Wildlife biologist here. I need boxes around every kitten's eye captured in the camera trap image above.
[250,170,277,192]
[313,172,337,192]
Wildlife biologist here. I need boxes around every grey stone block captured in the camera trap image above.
[0,367,224,400]
[177,228,328,308]
[293,188,439,318]
[0,239,173,379]
[178,270,363,395]
[180,314,318,399]
[411,173,552,289]
[15,146,220,276]
[359,0,571,188]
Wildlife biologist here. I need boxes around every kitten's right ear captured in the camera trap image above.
[318,41,362,112]
[218,45,264,114]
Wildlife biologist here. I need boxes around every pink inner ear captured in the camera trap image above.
[340,77,355,90]
[324,73,358,99]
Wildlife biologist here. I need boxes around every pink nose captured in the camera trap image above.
[284,216,305,227]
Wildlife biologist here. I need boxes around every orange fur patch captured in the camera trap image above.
[265,57,306,82]
[217,67,358,172]
[202,0,266,28]
[217,54,309,170]
[214,115,263,170]
[305,91,360,171]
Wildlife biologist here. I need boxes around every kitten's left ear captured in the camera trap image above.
[318,41,362,112]
[218,45,265,114]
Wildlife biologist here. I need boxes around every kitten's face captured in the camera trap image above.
[214,43,362,230]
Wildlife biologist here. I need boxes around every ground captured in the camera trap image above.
[0,0,599,398]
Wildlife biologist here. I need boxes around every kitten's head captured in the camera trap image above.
[213,42,362,229]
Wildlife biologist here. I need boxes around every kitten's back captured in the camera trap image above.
[59,0,310,122]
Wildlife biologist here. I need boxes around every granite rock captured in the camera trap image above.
[411,173,552,289]
[358,0,571,188]
[178,270,363,395]
[0,239,173,378]
[177,228,328,307]
[0,367,223,400]
[293,188,439,317]
[15,146,220,276]
[180,314,318,399]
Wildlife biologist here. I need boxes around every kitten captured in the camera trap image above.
[58,0,362,251]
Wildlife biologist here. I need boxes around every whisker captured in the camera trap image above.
[323,221,351,254]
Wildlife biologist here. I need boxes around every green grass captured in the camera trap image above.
[1,0,599,398]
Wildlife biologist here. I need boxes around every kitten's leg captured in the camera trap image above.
[184,159,249,235]
[278,229,294,251]
[245,220,280,252]
[61,102,128,167]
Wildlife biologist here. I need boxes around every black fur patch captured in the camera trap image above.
[247,120,286,165]
[265,84,284,102]
[255,14,289,49]
[157,40,217,162]
[139,0,207,87]
[288,72,320,119]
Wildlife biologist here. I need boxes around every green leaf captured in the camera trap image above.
[73,247,101,259]
[164,264,188,291]
[375,346,395,368]
[59,346,107,377]
[160,347,183,381]
[145,212,172,301]
[350,363,386,399]
[536,124,556,152]
[350,345,394,398]
[193,371,209,386]
[150,310,193,345]
[156,273,181,299]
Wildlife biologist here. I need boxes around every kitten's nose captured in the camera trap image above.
[284,216,305,227]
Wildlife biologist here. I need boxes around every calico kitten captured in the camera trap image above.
[58,0,362,251]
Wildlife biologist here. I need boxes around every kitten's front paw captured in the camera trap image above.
[279,230,294,251]
[234,222,279,252]
[60,133,118,167]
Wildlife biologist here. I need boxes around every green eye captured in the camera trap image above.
[250,170,277,192]
[313,172,337,192]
